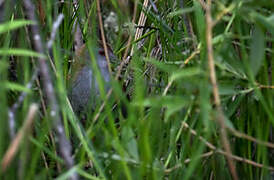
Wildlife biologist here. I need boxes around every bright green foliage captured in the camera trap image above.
[0,0,273,179]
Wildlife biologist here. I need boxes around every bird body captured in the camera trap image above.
[68,44,114,114]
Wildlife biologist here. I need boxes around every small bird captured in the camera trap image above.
[68,44,115,115]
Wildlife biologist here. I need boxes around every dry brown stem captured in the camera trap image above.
[163,47,200,96]
[96,0,112,74]
[23,1,77,179]
[130,0,149,56]
[202,0,238,179]
[93,1,139,123]
[182,122,274,172]
[1,104,38,172]
[165,151,214,173]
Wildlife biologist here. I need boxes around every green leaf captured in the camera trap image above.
[218,84,237,95]
[30,137,64,163]
[224,116,235,130]
[250,12,274,36]
[167,7,194,18]
[121,127,139,160]
[134,95,189,122]
[225,94,245,118]
[249,26,265,76]
[193,1,205,40]
[4,82,32,93]
[144,57,178,73]
[142,5,174,33]
[0,20,34,34]
[165,103,186,121]
[134,95,188,108]
[0,61,8,72]
[169,67,202,82]
[0,48,45,58]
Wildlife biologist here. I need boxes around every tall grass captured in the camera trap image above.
[0,0,273,179]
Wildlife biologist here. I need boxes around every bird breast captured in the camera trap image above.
[69,52,111,114]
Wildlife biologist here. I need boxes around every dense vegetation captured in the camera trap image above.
[0,0,273,179]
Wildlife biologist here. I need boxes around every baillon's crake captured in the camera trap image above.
[68,45,115,114]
